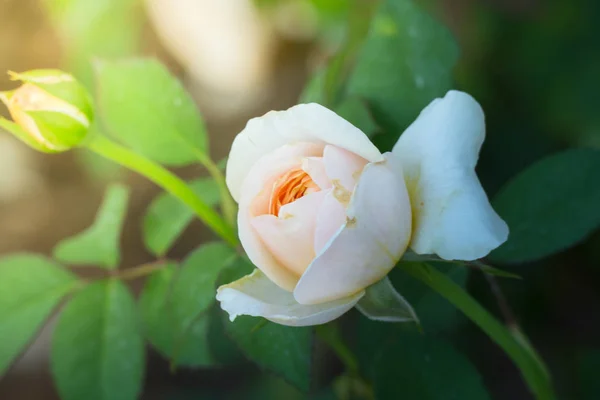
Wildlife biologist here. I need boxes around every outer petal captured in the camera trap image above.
[392,90,508,261]
[216,269,364,327]
[294,153,412,305]
[314,190,346,255]
[226,103,383,201]
[239,142,323,291]
[251,190,327,276]
[322,145,368,192]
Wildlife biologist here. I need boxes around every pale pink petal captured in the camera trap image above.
[302,157,331,189]
[238,142,323,291]
[294,153,412,305]
[226,103,383,201]
[322,145,368,192]
[314,190,346,255]
[392,91,508,260]
[217,269,364,327]
[251,190,326,276]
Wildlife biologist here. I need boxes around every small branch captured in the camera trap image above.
[477,261,517,327]
[111,260,169,281]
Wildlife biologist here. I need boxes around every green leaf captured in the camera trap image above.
[371,332,491,400]
[139,243,237,367]
[43,0,142,87]
[53,184,129,269]
[0,254,78,376]
[491,148,600,264]
[96,58,208,166]
[356,277,419,324]
[51,280,144,400]
[299,71,325,104]
[334,97,378,137]
[224,316,313,392]
[346,0,458,148]
[143,178,220,257]
[219,258,313,391]
[391,262,468,333]
[578,348,600,400]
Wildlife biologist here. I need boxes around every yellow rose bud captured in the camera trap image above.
[0,69,93,153]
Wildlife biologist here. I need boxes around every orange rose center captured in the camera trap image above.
[269,168,319,216]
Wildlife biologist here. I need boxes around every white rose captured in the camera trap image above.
[217,91,508,326]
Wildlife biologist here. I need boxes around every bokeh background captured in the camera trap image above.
[1,0,599,399]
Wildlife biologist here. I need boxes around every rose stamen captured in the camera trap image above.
[269,168,319,216]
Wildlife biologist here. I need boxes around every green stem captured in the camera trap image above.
[399,262,555,400]
[86,134,238,247]
[196,153,237,227]
[323,0,378,107]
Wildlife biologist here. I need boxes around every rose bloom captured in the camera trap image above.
[217,91,508,326]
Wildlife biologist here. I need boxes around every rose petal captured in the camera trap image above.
[314,190,346,255]
[226,103,383,202]
[252,190,327,276]
[216,269,364,327]
[302,157,331,190]
[239,142,323,291]
[322,145,368,192]
[392,90,509,261]
[294,154,412,305]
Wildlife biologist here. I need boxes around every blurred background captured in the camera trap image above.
[1,0,599,399]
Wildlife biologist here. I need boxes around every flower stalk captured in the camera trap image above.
[399,262,555,400]
[86,133,239,247]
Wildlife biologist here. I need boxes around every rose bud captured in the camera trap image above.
[217,91,509,326]
[0,70,93,153]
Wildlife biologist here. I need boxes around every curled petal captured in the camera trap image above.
[226,103,383,202]
[322,145,368,193]
[238,143,322,291]
[294,153,412,305]
[392,90,508,261]
[302,157,331,190]
[216,269,364,327]
[252,190,327,276]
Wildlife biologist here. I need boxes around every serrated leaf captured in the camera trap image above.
[224,315,313,392]
[139,243,237,367]
[371,332,491,400]
[51,280,144,400]
[347,0,458,149]
[53,184,129,269]
[491,148,600,264]
[96,58,208,166]
[219,258,313,392]
[356,276,419,323]
[0,254,78,376]
[143,178,220,257]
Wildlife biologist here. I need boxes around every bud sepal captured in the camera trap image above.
[0,69,93,152]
